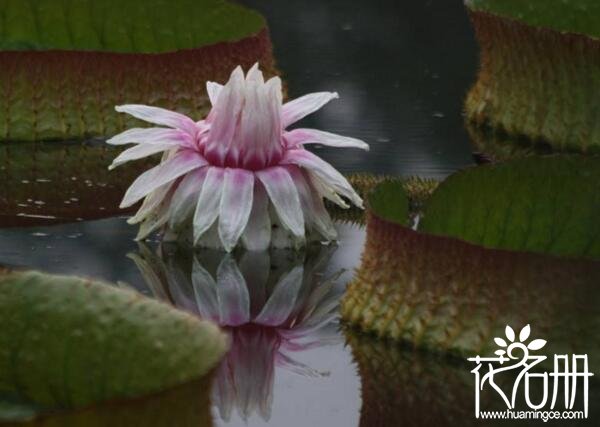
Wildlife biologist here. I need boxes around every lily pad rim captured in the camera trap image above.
[465,1,600,41]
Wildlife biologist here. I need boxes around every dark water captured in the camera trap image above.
[5,1,589,426]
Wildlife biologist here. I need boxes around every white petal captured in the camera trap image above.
[256,167,304,238]
[120,150,207,208]
[216,255,251,326]
[285,128,369,150]
[241,182,272,251]
[246,62,264,83]
[308,173,349,209]
[287,166,337,240]
[115,105,198,136]
[127,182,174,225]
[109,142,177,170]
[135,187,176,240]
[168,167,207,228]
[254,266,303,326]
[206,81,223,106]
[191,257,220,322]
[281,149,363,208]
[281,92,338,128]
[106,127,192,146]
[193,167,224,243]
[218,169,255,252]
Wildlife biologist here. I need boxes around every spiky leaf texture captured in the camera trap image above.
[0,270,228,416]
[465,0,600,152]
[327,174,438,225]
[342,157,600,361]
[0,0,276,141]
[342,211,600,365]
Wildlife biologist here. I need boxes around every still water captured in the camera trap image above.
[0,0,489,426]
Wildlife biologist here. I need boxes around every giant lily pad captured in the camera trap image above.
[0,0,276,141]
[0,270,228,421]
[421,156,600,259]
[341,156,600,365]
[465,0,600,152]
[0,142,156,227]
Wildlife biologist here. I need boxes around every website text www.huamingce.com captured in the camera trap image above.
[479,410,585,422]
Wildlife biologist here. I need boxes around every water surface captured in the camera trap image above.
[0,1,486,425]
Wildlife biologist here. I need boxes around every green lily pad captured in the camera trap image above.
[420,156,600,259]
[367,180,409,225]
[0,0,264,53]
[0,0,277,142]
[466,0,600,38]
[0,270,228,420]
[341,156,600,363]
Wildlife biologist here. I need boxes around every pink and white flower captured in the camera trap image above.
[108,63,368,251]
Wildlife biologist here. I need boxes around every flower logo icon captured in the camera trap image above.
[492,325,547,361]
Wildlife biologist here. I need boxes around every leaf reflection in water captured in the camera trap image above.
[128,243,343,421]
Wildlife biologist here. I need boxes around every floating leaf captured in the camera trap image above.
[527,339,547,351]
[466,0,600,37]
[465,0,600,152]
[494,350,505,357]
[519,324,531,342]
[0,142,156,227]
[0,0,277,141]
[420,156,600,259]
[341,162,600,364]
[366,180,409,225]
[0,270,228,419]
[504,325,515,342]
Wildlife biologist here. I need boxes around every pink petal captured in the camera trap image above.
[106,127,192,146]
[241,182,271,251]
[281,149,363,208]
[284,128,369,150]
[203,67,245,165]
[115,105,198,136]
[286,166,337,240]
[191,257,220,322]
[216,255,251,326]
[109,142,177,170]
[168,167,208,228]
[218,169,255,252]
[238,76,282,169]
[281,92,338,128]
[256,167,305,238]
[193,167,224,243]
[120,150,207,208]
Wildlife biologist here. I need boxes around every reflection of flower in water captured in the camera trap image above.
[129,244,342,421]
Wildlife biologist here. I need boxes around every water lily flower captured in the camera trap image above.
[128,244,342,421]
[107,63,368,251]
